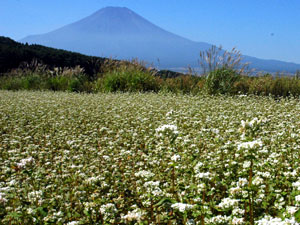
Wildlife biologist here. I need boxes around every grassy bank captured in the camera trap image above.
[1,66,300,97]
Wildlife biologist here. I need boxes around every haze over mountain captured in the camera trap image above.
[21,6,300,73]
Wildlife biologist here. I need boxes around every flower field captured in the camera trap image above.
[1,90,300,224]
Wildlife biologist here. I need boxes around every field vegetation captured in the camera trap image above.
[1,91,300,224]
[2,59,300,97]
[1,36,300,97]
[1,36,300,224]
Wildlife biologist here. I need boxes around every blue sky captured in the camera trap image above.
[1,0,300,64]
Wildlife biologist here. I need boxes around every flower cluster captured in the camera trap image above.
[1,90,300,224]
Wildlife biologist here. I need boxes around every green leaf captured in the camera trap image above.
[37,207,48,217]
[83,209,90,216]
[295,209,300,222]
[154,198,176,207]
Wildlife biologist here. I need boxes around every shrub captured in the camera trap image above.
[232,77,250,94]
[205,67,240,94]
[45,76,69,91]
[21,75,42,90]
[161,75,202,94]
[102,69,159,92]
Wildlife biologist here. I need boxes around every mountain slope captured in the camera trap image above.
[21,7,300,73]
[0,36,105,75]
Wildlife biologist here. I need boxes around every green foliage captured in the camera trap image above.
[162,75,203,94]
[2,60,300,97]
[233,75,300,97]
[101,68,159,92]
[205,67,240,94]
[45,76,70,91]
[0,74,43,90]
[0,36,105,77]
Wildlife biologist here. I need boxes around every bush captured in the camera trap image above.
[161,75,202,94]
[0,74,43,90]
[205,67,240,94]
[45,76,69,91]
[101,69,159,92]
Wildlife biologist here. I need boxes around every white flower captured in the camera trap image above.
[103,155,110,160]
[134,170,154,179]
[195,172,211,180]
[53,211,64,217]
[252,176,264,185]
[143,181,163,196]
[293,181,300,191]
[26,208,34,215]
[256,215,299,225]
[208,215,231,224]
[237,178,248,187]
[295,195,300,202]
[85,176,100,184]
[16,157,34,169]
[156,124,178,135]
[230,186,242,195]
[243,161,251,168]
[143,181,160,188]
[232,208,244,216]
[232,217,244,225]
[171,154,181,162]
[218,197,239,209]
[241,120,247,128]
[238,140,263,150]
[122,208,143,221]
[287,206,299,215]
[0,193,8,203]
[249,117,261,127]
[194,162,204,173]
[171,203,194,212]
[28,190,43,202]
[66,140,76,145]
[100,203,117,214]
[66,221,80,225]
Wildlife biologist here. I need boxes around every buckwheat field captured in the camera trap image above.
[1,90,300,225]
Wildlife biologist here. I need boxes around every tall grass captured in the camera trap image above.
[1,58,300,97]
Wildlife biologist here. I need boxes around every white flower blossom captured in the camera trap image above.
[171,154,181,162]
[122,208,143,222]
[171,203,194,212]
[218,197,239,209]
[256,215,299,225]
[134,170,155,179]
[238,140,263,150]
[156,124,178,135]
[16,157,34,169]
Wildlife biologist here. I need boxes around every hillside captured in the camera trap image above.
[0,36,105,76]
[0,36,185,79]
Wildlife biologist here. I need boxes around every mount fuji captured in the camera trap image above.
[20,7,300,73]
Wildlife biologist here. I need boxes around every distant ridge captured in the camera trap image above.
[21,6,300,73]
[0,36,104,75]
[0,36,184,78]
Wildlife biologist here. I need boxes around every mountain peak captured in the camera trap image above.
[63,6,168,36]
[92,6,132,15]
[20,7,300,72]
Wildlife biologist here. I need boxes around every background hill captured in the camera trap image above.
[0,36,183,78]
[20,7,300,73]
[0,36,105,75]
